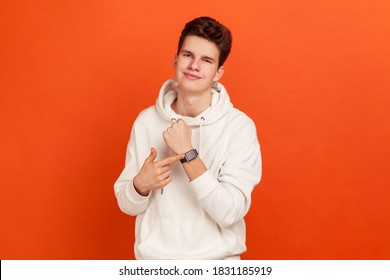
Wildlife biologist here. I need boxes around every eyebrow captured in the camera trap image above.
[181,49,216,62]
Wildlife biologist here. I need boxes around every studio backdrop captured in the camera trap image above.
[1,0,389,259]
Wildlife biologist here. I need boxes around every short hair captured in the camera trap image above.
[177,16,232,67]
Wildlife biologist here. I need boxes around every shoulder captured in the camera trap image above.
[133,105,159,125]
[226,108,257,130]
[223,108,259,146]
[137,105,158,120]
[130,106,159,132]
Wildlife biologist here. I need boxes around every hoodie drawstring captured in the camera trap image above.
[199,117,205,154]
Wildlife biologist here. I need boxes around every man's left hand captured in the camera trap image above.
[163,119,193,155]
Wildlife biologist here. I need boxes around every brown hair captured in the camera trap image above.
[177,16,232,67]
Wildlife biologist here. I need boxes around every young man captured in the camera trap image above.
[114,16,261,259]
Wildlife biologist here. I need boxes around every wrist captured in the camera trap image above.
[133,176,149,196]
[177,146,194,155]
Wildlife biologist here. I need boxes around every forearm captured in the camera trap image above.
[180,156,249,228]
[188,170,249,228]
[182,144,260,228]
[180,156,207,181]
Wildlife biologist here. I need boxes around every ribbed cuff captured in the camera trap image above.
[125,180,150,203]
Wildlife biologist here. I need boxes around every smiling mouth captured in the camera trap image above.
[183,72,201,80]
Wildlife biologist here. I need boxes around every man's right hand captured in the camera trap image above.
[133,148,184,196]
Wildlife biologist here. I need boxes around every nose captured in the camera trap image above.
[188,58,200,71]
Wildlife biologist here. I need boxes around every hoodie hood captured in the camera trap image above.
[155,79,233,127]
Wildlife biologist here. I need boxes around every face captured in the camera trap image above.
[174,35,224,95]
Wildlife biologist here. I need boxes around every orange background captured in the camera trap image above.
[1,0,389,259]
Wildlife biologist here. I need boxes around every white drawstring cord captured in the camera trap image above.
[199,117,205,154]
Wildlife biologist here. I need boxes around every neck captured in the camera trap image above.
[172,88,212,117]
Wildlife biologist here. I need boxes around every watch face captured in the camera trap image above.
[181,149,198,163]
[186,149,197,161]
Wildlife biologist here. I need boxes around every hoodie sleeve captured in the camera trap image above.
[114,125,151,216]
[189,119,262,229]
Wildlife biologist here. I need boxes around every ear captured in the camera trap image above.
[213,66,225,82]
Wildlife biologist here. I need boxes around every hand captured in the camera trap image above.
[133,148,184,196]
[163,119,193,155]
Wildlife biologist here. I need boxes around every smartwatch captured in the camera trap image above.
[180,149,198,163]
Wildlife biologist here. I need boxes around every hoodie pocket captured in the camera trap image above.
[137,218,230,259]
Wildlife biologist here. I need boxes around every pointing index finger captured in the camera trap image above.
[158,154,184,166]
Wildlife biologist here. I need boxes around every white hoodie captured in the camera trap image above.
[114,79,262,259]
